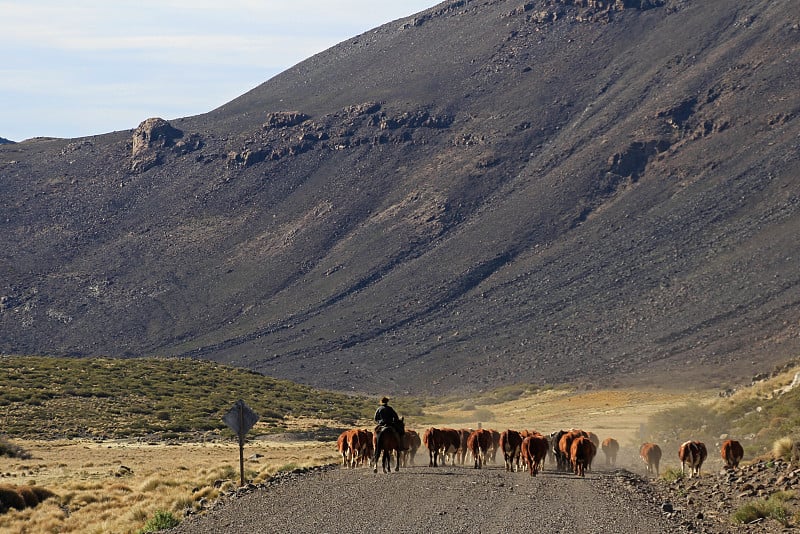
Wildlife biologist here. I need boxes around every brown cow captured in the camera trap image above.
[640,442,662,476]
[362,430,374,467]
[489,429,501,464]
[456,429,472,465]
[346,429,369,468]
[570,436,596,477]
[337,430,350,467]
[401,429,422,467]
[679,440,707,478]
[601,437,620,466]
[586,431,600,449]
[720,439,744,470]
[558,429,589,468]
[499,429,523,472]
[467,428,493,469]
[521,433,549,476]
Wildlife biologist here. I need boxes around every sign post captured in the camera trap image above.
[222,400,260,486]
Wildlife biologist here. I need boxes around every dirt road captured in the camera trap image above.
[169,464,688,533]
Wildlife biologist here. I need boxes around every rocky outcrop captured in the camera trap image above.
[0,137,13,145]
[227,104,453,168]
[263,111,309,130]
[130,118,202,173]
[509,0,666,21]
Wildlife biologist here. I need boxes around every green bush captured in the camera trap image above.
[732,496,790,526]
[136,510,180,533]
[661,467,685,483]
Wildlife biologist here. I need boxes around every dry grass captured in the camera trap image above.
[0,434,339,533]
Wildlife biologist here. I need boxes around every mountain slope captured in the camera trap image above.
[1,0,799,394]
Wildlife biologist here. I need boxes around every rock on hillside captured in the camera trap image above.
[1,0,799,395]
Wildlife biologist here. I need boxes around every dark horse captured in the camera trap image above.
[373,417,405,473]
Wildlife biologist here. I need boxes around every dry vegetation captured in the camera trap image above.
[2,356,800,532]
[0,429,339,533]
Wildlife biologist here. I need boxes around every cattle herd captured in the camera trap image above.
[337,426,746,480]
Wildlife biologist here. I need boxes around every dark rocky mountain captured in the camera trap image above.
[1,0,799,395]
[0,137,14,145]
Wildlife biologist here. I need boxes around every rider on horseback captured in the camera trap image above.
[374,396,405,450]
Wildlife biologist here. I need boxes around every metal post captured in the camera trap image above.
[238,402,246,486]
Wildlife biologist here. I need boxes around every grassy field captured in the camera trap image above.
[1,355,799,533]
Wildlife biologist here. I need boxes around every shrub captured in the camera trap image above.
[136,510,180,533]
[661,467,685,483]
[772,436,796,461]
[732,496,790,526]
[0,438,31,459]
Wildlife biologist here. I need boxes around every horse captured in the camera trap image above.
[373,417,405,473]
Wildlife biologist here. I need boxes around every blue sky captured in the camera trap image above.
[0,1,435,141]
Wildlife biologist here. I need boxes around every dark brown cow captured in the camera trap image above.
[601,437,620,466]
[640,442,662,476]
[679,440,707,478]
[586,431,600,449]
[570,436,595,477]
[720,439,744,470]
[550,430,569,471]
[467,428,493,469]
[499,429,523,472]
[422,427,440,467]
[440,428,462,465]
[457,429,472,465]
[422,427,461,467]
[521,433,549,476]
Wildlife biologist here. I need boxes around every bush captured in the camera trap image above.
[661,467,685,483]
[136,510,180,533]
[0,438,31,459]
[732,496,790,526]
[772,436,796,461]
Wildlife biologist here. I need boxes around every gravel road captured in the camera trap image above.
[169,464,690,533]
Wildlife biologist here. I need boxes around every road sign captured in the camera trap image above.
[222,400,260,486]
[223,399,260,435]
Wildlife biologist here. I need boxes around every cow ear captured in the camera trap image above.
[401,416,405,421]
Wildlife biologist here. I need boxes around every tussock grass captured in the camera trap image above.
[732,494,792,526]
[773,437,796,461]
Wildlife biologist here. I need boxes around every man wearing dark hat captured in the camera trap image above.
[374,396,405,450]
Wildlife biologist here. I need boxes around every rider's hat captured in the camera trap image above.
[380,396,390,404]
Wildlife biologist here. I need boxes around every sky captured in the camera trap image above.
[0,1,436,142]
